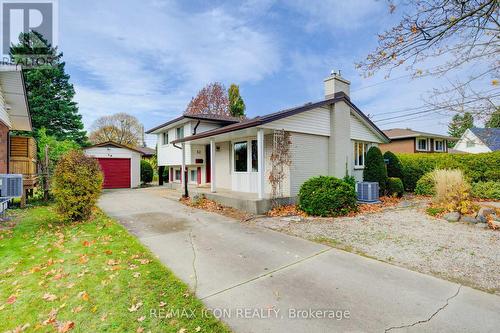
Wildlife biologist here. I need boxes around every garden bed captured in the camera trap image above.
[249,198,500,295]
[0,205,230,333]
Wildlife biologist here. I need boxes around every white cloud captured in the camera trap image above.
[61,0,281,135]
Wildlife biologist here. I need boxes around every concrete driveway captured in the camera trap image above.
[99,188,500,333]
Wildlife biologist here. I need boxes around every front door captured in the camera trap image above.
[205,144,211,183]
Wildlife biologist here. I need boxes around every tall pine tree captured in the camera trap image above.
[448,112,474,138]
[10,32,87,145]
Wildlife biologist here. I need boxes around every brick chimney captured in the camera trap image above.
[324,70,350,99]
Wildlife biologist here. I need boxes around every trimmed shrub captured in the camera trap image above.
[397,151,500,191]
[387,177,404,197]
[471,181,500,200]
[363,146,388,194]
[140,160,153,184]
[383,151,403,181]
[52,150,103,221]
[343,175,356,190]
[298,176,357,217]
[415,172,435,195]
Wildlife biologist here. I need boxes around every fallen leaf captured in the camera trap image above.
[43,293,58,302]
[179,328,187,333]
[128,302,143,312]
[159,301,166,307]
[136,327,144,333]
[133,272,141,278]
[78,291,89,301]
[78,255,89,264]
[57,321,75,333]
[104,250,113,255]
[100,313,108,321]
[71,305,83,313]
[7,294,17,304]
[137,316,145,322]
[196,327,201,332]
[66,283,75,289]
[82,240,91,247]
[107,259,120,266]
[43,309,58,325]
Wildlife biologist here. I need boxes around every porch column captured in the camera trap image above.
[257,128,265,199]
[181,143,186,186]
[210,139,216,192]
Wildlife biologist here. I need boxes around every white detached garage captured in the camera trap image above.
[84,141,143,189]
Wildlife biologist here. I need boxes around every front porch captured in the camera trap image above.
[161,183,294,214]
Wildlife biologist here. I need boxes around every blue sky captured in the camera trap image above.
[58,0,484,146]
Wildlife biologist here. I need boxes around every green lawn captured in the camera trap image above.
[0,204,230,333]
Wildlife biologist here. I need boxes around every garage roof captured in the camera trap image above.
[84,141,144,155]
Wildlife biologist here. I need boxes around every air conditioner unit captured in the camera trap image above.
[356,182,380,203]
[0,174,23,198]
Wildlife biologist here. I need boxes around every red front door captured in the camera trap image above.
[197,167,201,185]
[97,158,131,189]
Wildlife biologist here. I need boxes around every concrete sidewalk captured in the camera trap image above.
[99,188,500,333]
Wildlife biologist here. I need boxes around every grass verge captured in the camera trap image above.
[0,205,230,333]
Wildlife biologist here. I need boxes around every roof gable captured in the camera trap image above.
[84,141,144,154]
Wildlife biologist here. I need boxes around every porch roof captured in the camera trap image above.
[172,92,390,144]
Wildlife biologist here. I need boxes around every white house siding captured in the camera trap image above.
[84,147,141,188]
[454,130,491,154]
[350,113,380,142]
[289,132,329,196]
[261,107,331,136]
[196,121,222,133]
[264,134,291,198]
[214,141,231,190]
[0,84,12,128]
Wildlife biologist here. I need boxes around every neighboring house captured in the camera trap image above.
[453,128,500,154]
[147,73,389,202]
[136,146,156,160]
[0,66,37,204]
[380,128,456,154]
[84,141,143,189]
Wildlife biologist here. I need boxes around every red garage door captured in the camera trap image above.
[97,158,131,189]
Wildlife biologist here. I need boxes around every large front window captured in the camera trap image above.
[417,138,428,151]
[354,141,369,168]
[233,139,259,172]
[234,141,248,172]
[434,140,444,152]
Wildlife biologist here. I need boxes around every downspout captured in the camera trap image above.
[192,120,200,135]
[173,142,189,198]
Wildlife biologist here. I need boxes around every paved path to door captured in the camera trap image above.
[99,188,500,333]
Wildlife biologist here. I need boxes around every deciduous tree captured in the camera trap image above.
[228,84,246,117]
[185,82,229,116]
[89,113,143,147]
[358,0,499,120]
[448,112,474,138]
[485,108,500,128]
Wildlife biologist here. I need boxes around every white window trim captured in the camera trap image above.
[231,138,259,174]
[434,139,445,152]
[353,141,370,170]
[189,168,198,184]
[162,132,169,146]
[416,138,429,152]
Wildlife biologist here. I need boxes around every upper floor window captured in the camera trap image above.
[354,141,369,168]
[466,140,475,148]
[176,126,184,139]
[434,140,444,152]
[417,138,428,151]
[162,132,169,145]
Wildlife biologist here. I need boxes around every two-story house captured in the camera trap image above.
[147,73,390,214]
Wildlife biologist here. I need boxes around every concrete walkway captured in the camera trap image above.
[99,188,500,333]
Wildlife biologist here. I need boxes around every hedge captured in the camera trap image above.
[397,152,500,191]
[140,159,154,184]
[387,177,404,197]
[363,146,388,194]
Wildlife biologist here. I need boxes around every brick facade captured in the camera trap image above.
[0,122,8,173]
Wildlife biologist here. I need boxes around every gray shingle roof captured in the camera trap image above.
[470,127,500,151]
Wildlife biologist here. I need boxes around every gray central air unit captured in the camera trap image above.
[356,182,380,203]
[0,174,23,198]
